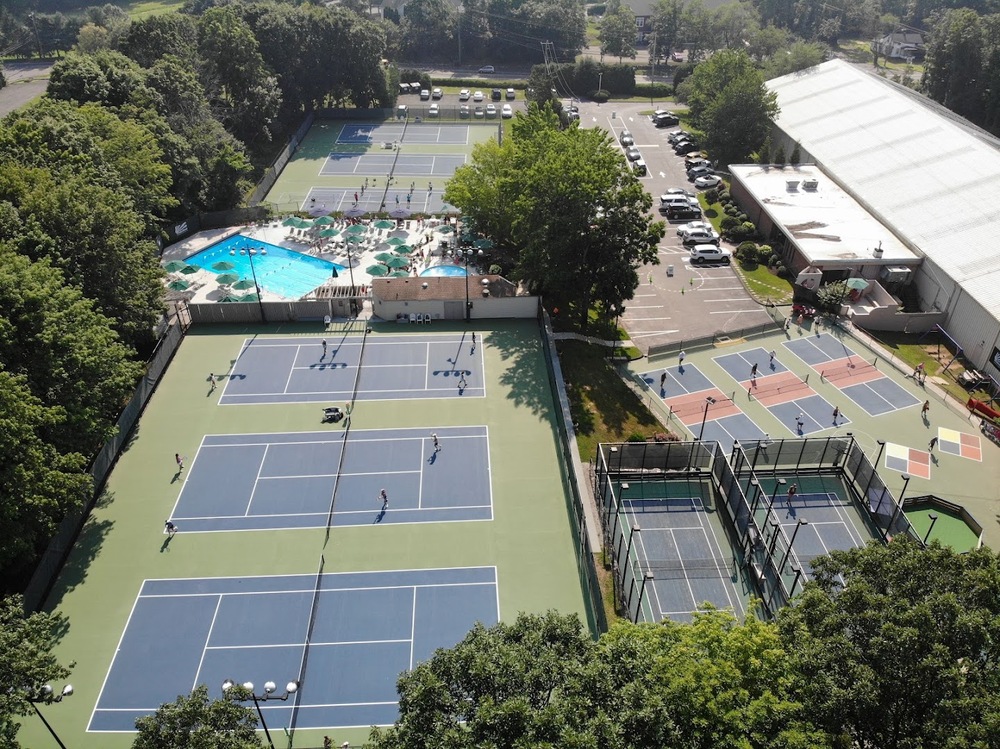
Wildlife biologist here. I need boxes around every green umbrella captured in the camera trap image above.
[179,264,201,275]
[436,224,454,233]
[216,272,240,285]
[366,264,389,276]
[345,224,367,236]
[345,235,365,244]
[239,292,261,302]
[385,256,410,269]
[282,216,305,227]
[212,260,237,271]
[390,270,410,277]
[374,220,395,230]
[167,278,191,291]
[386,237,406,246]
[474,239,494,250]
[394,244,415,255]
[164,260,188,273]
[313,216,336,226]
[375,252,397,263]
[217,293,242,303]
[232,279,257,291]
[318,227,340,238]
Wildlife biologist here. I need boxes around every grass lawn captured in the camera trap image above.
[557,339,665,461]
[124,0,185,18]
[837,39,925,76]
[734,261,793,303]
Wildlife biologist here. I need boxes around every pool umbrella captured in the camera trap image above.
[164,260,188,273]
[474,239,494,250]
[345,235,365,245]
[845,278,870,291]
[167,278,191,291]
[346,224,367,236]
[390,270,410,277]
[388,229,409,239]
[313,216,336,226]
[394,244,415,255]
[389,208,411,219]
[366,264,389,276]
[344,207,366,218]
[375,252,397,263]
[436,224,454,233]
[211,260,237,272]
[179,263,201,274]
[217,292,242,303]
[216,272,240,286]
[282,216,308,228]
[239,292,261,302]
[318,228,340,238]
[385,256,410,269]
[386,237,406,246]
[232,279,257,291]
[374,219,395,230]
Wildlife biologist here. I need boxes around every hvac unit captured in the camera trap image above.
[802,179,819,190]
[879,266,912,283]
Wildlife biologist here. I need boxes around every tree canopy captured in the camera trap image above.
[444,106,663,329]
[132,685,264,749]
[601,1,638,62]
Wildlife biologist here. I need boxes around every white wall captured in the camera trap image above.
[374,295,538,321]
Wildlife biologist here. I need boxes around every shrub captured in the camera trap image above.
[626,432,647,442]
[776,263,788,278]
[738,213,748,222]
[489,264,503,275]
[721,216,740,232]
[718,190,731,202]
[817,280,849,310]
[705,187,720,204]
[592,89,610,103]
[635,82,673,98]
[769,253,781,266]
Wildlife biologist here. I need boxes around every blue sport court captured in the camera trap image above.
[89,567,499,731]
[301,187,450,215]
[839,378,921,416]
[713,347,788,381]
[336,123,472,145]
[220,334,483,405]
[169,426,492,532]
[320,153,467,177]
[617,493,747,623]
[773,491,869,577]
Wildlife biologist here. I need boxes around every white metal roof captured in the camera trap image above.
[729,163,917,268]
[767,59,1000,313]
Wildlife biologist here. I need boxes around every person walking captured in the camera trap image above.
[354,192,359,204]
[769,350,776,366]
[795,414,804,433]
[922,400,930,418]
[787,484,798,505]
[322,339,327,358]
[209,373,216,393]
[432,433,440,452]
[660,372,667,389]
[471,332,476,353]
[928,436,938,452]
[164,520,177,537]
[679,350,686,367]
[379,489,388,509]
[751,362,758,378]
[832,406,840,425]
[175,453,184,472]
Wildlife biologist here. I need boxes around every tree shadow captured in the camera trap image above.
[489,324,558,419]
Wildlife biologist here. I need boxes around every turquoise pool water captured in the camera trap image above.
[420,264,468,277]
[182,235,345,299]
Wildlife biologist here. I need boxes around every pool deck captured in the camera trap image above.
[161,219,473,303]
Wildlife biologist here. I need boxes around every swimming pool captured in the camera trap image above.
[420,264,468,277]
[181,235,345,299]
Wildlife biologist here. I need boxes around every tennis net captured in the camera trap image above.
[668,397,729,420]
[289,553,324,735]
[641,557,736,580]
[748,374,810,400]
[820,359,878,382]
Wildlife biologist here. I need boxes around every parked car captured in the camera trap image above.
[666,205,701,221]
[685,155,711,168]
[674,140,699,153]
[687,166,715,180]
[396,104,408,120]
[432,87,443,99]
[474,106,485,118]
[459,104,470,118]
[420,89,430,100]
[478,65,495,74]
[459,89,471,101]
[501,103,513,118]
[694,174,723,188]
[633,159,647,176]
[619,129,634,147]
[491,88,502,101]
[473,90,484,102]
[506,88,516,100]
[681,229,721,245]
[485,103,497,118]
[663,187,695,198]
[667,131,690,144]
[625,146,642,161]
[653,112,679,127]
[677,221,715,237]
[671,51,685,62]
[690,244,731,264]
[428,103,440,117]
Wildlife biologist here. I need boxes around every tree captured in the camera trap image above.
[922,9,986,122]
[132,685,264,749]
[712,1,761,50]
[0,595,74,749]
[398,0,456,61]
[763,41,826,78]
[681,0,714,62]
[680,49,779,167]
[444,106,663,330]
[779,537,1000,749]
[600,2,638,62]
[651,0,684,62]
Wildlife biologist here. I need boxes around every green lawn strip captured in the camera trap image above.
[557,339,663,461]
[734,261,793,304]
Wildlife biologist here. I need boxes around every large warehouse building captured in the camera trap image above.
[730,58,1000,376]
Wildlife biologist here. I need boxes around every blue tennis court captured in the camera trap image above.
[840,378,921,415]
[302,187,450,216]
[641,362,714,398]
[714,347,787,380]
[700,413,768,445]
[89,567,499,732]
[169,426,492,532]
[783,334,861,365]
[220,334,483,405]
[772,491,869,577]
[337,123,472,145]
[620,495,746,623]
[319,153,467,177]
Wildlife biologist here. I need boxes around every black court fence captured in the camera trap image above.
[647,303,786,361]
[538,306,607,634]
[24,310,190,611]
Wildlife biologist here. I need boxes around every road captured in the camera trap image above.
[0,61,52,117]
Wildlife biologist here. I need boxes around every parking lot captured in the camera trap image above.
[574,100,774,353]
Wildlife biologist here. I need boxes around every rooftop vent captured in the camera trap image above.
[802,179,819,190]
[786,180,799,191]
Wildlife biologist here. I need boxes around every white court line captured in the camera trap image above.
[205,638,412,651]
[142,581,497,599]
[710,308,764,314]
[667,528,698,615]
[190,596,223,691]
[244,445,269,517]
[204,432,485,448]
[827,494,867,547]
[417,438,426,509]
[333,502,490,516]
[424,342,431,390]
[409,588,417,669]
[695,514,741,614]
[87,588,146,731]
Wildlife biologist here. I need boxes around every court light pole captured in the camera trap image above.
[634,571,655,623]
[231,247,267,323]
[622,524,641,568]
[922,513,939,545]
[26,683,73,749]
[458,247,484,322]
[222,679,299,749]
[780,519,808,573]
[697,396,717,441]
[748,478,763,517]
[766,477,787,514]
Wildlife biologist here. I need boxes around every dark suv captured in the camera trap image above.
[491,89,502,101]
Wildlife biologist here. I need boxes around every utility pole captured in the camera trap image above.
[649,31,656,107]
[28,13,42,59]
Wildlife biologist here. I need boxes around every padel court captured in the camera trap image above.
[337,123,473,145]
[89,567,499,731]
[614,482,747,623]
[169,426,492,532]
[784,335,920,416]
[319,153,467,177]
[221,334,483,405]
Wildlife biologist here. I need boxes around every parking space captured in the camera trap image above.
[573,100,773,352]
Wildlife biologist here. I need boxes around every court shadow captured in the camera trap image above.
[930,454,939,465]
[41,508,116,616]
[374,509,386,523]
[427,452,437,465]
[159,536,173,553]
[171,470,182,484]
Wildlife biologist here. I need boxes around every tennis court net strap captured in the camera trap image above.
[749,375,810,399]
[288,553,324,736]
[642,557,735,580]
[821,359,878,381]
[669,398,730,419]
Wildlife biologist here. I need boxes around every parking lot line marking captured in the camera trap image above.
[709,309,764,314]
[627,305,671,309]
[630,329,680,337]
